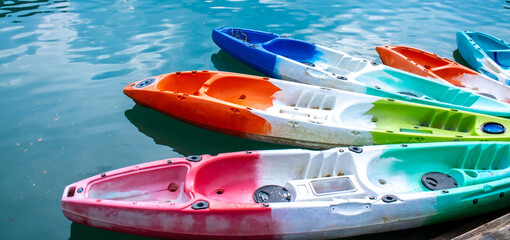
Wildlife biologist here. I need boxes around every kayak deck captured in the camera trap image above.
[88,165,191,202]
[84,144,510,203]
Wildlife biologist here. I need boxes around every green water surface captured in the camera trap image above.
[0,0,509,239]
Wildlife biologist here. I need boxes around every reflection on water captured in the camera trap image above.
[452,49,471,68]
[125,105,291,156]
[68,205,510,240]
[70,223,156,240]
[210,49,266,76]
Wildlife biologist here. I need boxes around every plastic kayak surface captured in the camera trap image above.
[457,31,510,85]
[62,142,510,239]
[212,27,510,117]
[376,45,510,103]
[123,71,510,148]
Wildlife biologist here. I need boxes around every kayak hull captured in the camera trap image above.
[376,45,510,103]
[456,31,510,85]
[62,142,510,239]
[123,71,510,149]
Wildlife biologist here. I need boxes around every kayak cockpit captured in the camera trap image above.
[193,150,369,203]
[470,33,510,51]
[204,76,281,109]
[155,71,218,95]
[194,153,262,203]
[87,164,191,203]
[433,67,475,81]
[262,38,319,63]
[390,46,450,69]
[217,27,278,44]
[468,32,510,69]
[152,71,282,110]
[366,143,510,194]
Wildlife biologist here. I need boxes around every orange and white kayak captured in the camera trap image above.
[376,45,510,103]
[123,71,510,149]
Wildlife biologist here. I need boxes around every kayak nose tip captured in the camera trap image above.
[125,82,136,89]
[123,82,137,96]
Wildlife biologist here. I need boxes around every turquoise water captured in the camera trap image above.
[1,0,509,239]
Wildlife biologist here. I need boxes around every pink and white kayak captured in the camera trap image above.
[61,142,510,239]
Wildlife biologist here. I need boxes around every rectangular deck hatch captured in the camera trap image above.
[311,177,355,195]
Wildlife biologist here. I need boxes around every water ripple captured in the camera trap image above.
[0,0,69,20]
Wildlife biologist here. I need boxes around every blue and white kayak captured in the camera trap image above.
[457,31,510,85]
[212,27,510,118]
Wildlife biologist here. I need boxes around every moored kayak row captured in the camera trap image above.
[62,27,510,239]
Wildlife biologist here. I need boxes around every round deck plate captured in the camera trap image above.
[253,185,292,203]
[481,122,505,134]
[422,172,458,190]
[136,78,156,88]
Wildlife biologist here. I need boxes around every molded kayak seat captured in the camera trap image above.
[124,71,510,149]
[262,38,318,62]
[62,142,510,239]
[448,168,510,187]
[486,50,510,68]
[213,27,510,116]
